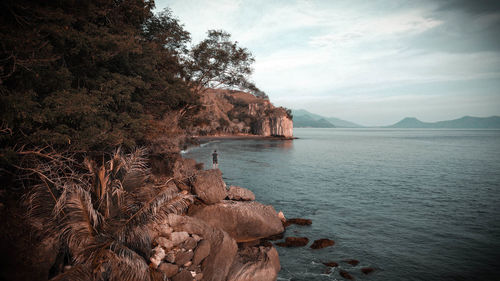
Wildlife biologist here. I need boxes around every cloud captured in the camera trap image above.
[157,0,500,124]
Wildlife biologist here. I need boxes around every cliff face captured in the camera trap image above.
[187,89,293,138]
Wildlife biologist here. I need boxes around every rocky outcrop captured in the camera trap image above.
[189,200,284,242]
[227,185,255,201]
[192,169,227,204]
[227,244,281,281]
[186,88,293,138]
[251,107,293,138]
[167,214,238,281]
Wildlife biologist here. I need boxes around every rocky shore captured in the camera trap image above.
[147,162,285,281]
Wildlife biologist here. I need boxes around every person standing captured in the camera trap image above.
[212,150,218,169]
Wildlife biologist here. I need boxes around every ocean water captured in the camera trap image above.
[182,128,500,281]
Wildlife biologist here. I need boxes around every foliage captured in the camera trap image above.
[22,147,193,281]
[184,30,256,93]
[0,1,194,151]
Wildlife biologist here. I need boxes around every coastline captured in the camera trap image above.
[195,134,297,142]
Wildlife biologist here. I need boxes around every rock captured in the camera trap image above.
[310,239,335,249]
[182,237,198,250]
[192,234,202,242]
[173,158,198,180]
[172,269,194,281]
[283,218,312,227]
[339,270,354,280]
[175,250,194,265]
[195,273,204,280]
[323,261,339,267]
[264,232,284,241]
[158,263,179,278]
[192,169,227,204]
[361,267,375,274]
[155,236,174,250]
[276,237,309,247]
[227,186,255,201]
[192,239,211,265]
[277,211,286,222]
[150,246,166,268]
[323,267,332,274]
[165,250,177,263]
[238,240,261,248]
[175,180,192,192]
[344,259,359,266]
[171,231,190,245]
[155,224,173,237]
[167,214,237,281]
[226,244,281,281]
[184,261,192,267]
[190,200,284,242]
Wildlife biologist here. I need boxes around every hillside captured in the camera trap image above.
[388,116,500,128]
[292,109,362,128]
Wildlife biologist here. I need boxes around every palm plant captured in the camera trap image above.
[23,147,193,281]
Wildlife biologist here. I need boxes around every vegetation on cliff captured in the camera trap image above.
[0,1,285,280]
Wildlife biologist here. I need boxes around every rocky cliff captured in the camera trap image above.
[185,89,293,138]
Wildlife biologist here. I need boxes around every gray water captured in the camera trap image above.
[183,128,500,281]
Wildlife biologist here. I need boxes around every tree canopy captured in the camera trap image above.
[0,0,259,155]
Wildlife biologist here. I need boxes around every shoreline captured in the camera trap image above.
[194,134,297,142]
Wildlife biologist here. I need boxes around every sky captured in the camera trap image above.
[155,0,500,126]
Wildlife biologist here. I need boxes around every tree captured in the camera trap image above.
[184,30,256,94]
[23,147,193,281]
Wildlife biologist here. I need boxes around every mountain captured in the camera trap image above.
[293,114,335,128]
[324,116,364,128]
[388,116,500,128]
[292,109,363,128]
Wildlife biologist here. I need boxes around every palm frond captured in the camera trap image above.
[121,148,150,192]
[108,241,151,281]
[59,184,103,257]
[23,182,59,231]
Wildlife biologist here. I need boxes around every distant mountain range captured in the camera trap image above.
[292,109,363,128]
[292,109,500,129]
[387,116,500,128]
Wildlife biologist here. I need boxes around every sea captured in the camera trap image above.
[182,128,500,281]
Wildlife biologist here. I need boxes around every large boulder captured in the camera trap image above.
[226,244,281,281]
[192,169,227,204]
[190,201,284,242]
[227,186,255,201]
[167,214,237,281]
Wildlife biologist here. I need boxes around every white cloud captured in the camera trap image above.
[156,0,500,124]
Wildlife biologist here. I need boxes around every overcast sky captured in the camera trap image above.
[156,0,500,126]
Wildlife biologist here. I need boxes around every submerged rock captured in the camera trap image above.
[310,238,335,249]
[323,261,339,267]
[283,218,312,227]
[361,267,375,274]
[339,269,354,280]
[275,237,309,247]
[192,169,227,204]
[344,259,360,266]
[226,244,281,281]
[190,200,284,242]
